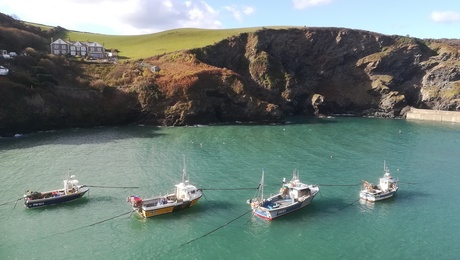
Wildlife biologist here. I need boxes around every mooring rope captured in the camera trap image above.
[317,183,361,187]
[0,198,22,207]
[200,187,259,191]
[399,181,421,185]
[86,185,142,189]
[338,199,360,211]
[179,209,252,247]
[201,192,208,201]
[59,210,135,234]
[0,210,135,249]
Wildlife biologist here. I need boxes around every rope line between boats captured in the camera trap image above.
[86,185,142,189]
[317,183,361,187]
[200,187,259,191]
[399,181,421,185]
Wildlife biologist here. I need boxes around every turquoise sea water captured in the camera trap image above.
[1,117,459,259]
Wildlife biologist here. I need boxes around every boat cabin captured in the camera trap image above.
[64,175,80,194]
[175,181,199,201]
[378,171,398,192]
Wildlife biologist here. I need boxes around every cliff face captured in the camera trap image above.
[1,26,459,136]
[134,28,460,125]
[0,81,140,136]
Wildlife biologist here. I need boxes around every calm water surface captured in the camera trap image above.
[0,117,459,259]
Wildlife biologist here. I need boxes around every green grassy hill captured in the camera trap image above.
[28,22,295,60]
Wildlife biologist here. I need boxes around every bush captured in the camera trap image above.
[37,59,56,74]
[24,47,38,57]
[8,71,37,86]
[33,66,50,75]
[35,73,57,84]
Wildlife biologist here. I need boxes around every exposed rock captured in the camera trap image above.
[135,28,459,125]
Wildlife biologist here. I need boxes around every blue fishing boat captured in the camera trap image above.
[24,174,89,208]
[247,169,319,220]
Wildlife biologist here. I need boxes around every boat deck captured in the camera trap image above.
[263,197,295,209]
[275,198,294,208]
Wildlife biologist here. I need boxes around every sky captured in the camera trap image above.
[1,0,459,39]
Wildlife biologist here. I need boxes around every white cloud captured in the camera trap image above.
[118,0,224,34]
[1,0,224,35]
[430,11,460,23]
[224,5,255,21]
[243,6,255,15]
[292,0,332,10]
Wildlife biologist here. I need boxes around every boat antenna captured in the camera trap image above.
[182,155,189,184]
[293,168,299,180]
[384,160,390,176]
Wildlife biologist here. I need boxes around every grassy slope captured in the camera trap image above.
[28,22,295,60]
[68,28,254,59]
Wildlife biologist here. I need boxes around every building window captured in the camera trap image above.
[54,45,59,49]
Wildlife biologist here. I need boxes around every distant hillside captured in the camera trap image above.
[61,27,282,60]
[24,19,290,60]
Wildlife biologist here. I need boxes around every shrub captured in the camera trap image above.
[35,73,58,84]
[38,58,56,74]
[24,47,38,57]
[8,71,37,86]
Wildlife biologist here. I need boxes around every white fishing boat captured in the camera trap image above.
[247,169,319,220]
[127,157,202,218]
[360,161,399,202]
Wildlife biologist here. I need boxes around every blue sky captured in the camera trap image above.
[0,0,459,39]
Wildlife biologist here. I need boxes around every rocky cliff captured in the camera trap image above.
[133,27,460,126]
[1,25,459,136]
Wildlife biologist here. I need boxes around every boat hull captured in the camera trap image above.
[253,194,317,220]
[140,195,202,218]
[24,186,89,208]
[359,189,397,202]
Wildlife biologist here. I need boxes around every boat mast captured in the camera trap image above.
[182,155,189,184]
[260,171,264,200]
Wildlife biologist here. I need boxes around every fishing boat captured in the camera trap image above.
[247,169,319,220]
[127,158,203,218]
[360,161,399,202]
[24,174,89,208]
